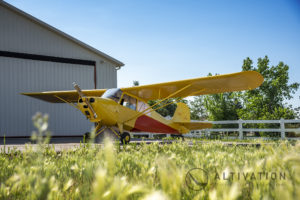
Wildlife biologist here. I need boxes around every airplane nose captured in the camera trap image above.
[97,97,119,125]
[78,97,118,125]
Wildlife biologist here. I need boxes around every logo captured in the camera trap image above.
[185,168,208,191]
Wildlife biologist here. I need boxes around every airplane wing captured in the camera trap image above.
[121,71,263,101]
[22,71,263,103]
[174,122,213,130]
[21,89,106,103]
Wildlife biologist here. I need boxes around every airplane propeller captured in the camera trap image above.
[73,82,98,119]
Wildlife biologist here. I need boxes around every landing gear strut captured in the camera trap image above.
[94,127,118,143]
[94,125,131,144]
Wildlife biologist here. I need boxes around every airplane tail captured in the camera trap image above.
[172,102,212,133]
[172,102,190,123]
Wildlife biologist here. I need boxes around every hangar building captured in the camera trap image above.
[0,1,124,138]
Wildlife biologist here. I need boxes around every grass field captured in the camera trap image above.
[0,113,299,199]
[1,138,299,200]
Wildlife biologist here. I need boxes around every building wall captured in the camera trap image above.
[0,57,95,136]
[0,3,118,136]
[0,4,117,89]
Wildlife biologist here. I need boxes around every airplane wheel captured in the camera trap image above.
[120,132,131,144]
[177,134,185,141]
[172,134,185,141]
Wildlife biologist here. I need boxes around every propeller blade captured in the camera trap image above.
[73,83,98,119]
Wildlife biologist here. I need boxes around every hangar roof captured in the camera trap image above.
[0,0,124,67]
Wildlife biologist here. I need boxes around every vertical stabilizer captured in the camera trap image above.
[172,102,190,123]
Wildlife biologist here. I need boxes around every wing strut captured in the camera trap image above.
[54,95,80,111]
[142,89,205,116]
[123,84,192,123]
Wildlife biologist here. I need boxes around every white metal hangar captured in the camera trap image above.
[0,1,124,138]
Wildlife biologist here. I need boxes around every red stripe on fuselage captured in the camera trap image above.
[131,115,179,133]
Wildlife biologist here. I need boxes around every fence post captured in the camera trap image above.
[280,118,285,139]
[167,134,170,138]
[205,130,210,139]
[238,119,243,140]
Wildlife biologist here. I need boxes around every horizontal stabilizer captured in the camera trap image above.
[174,122,213,130]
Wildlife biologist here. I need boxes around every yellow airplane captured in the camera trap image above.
[22,71,263,144]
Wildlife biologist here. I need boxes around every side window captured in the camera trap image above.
[137,100,148,112]
[137,100,151,116]
[121,94,137,111]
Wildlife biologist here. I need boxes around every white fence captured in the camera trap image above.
[185,119,300,140]
[132,119,300,140]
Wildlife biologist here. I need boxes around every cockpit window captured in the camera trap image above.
[121,94,137,111]
[102,89,137,110]
[102,88,122,102]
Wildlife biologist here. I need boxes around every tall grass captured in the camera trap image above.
[0,113,299,199]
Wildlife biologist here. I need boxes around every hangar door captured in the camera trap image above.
[0,56,95,137]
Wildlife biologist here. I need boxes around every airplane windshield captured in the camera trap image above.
[102,88,123,102]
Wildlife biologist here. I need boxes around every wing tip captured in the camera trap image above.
[245,70,264,89]
[20,92,34,96]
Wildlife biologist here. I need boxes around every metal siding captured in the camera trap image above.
[1,5,89,60]
[0,4,117,67]
[96,61,117,89]
[0,4,118,137]
[0,57,94,136]
[97,61,117,89]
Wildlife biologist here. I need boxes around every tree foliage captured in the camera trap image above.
[189,56,299,121]
[200,73,242,121]
[133,80,139,86]
[189,96,208,120]
[238,56,299,120]
[204,92,242,121]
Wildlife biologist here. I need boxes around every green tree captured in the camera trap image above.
[189,73,241,122]
[189,96,208,120]
[189,56,299,125]
[133,80,139,86]
[204,92,242,121]
[238,56,299,120]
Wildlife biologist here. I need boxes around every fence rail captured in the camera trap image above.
[185,119,300,140]
[131,119,300,140]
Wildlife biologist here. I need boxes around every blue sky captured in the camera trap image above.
[6,0,300,107]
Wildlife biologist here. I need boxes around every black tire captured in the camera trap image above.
[180,134,185,141]
[120,132,131,144]
[82,132,91,143]
[171,134,185,141]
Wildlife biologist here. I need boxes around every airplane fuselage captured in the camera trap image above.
[77,94,185,134]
